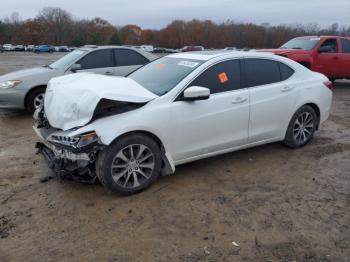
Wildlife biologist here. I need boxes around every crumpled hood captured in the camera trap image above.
[44,73,158,131]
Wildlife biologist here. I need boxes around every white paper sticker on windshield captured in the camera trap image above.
[310,38,320,41]
[178,61,199,68]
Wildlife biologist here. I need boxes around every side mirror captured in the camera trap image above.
[183,86,210,101]
[318,46,332,53]
[70,63,82,72]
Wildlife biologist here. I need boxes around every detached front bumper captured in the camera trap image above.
[34,126,100,183]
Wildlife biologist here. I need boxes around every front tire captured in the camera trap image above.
[26,87,46,114]
[96,134,162,194]
[283,105,317,148]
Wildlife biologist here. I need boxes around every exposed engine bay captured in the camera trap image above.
[33,98,147,183]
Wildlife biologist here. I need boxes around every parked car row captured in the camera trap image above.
[0,44,73,52]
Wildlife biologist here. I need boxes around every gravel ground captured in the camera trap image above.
[0,52,349,261]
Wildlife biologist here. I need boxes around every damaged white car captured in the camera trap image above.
[34,51,332,194]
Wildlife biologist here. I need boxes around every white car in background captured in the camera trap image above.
[140,45,154,52]
[2,44,14,51]
[34,51,332,194]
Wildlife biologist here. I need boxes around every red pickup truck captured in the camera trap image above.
[260,36,350,81]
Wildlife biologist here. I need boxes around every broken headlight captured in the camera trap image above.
[48,131,99,148]
[76,132,99,148]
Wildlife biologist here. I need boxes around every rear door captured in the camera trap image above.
[113,49,149,76]
[313,38,341,77]
[339,38,350,77]
[245,58,298,143]
[77,49,115,75]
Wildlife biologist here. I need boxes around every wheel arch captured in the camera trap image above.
[284,101,321,140]
[24,85,47,108]
[108,130,175,175]
[304,102,321,129]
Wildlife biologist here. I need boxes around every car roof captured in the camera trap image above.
[77,45,157,60]
[294,35,348,40]
[167,50,277,61]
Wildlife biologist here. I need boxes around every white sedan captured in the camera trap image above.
[34,51,333,194]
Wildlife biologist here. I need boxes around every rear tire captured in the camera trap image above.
[26,87,46,114]
[96,134,162,194]
[283,105,317,148]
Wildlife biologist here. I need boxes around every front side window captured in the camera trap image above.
[341,39,350,53]
[114,49,148,66]
[244,59,280,87]
[78,49,113,69]
[319,39,338,53]
[189,60,241,94]
[128,57,203,96]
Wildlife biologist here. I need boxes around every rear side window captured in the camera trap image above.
[244,59,280,87]
[279,63,294,80]
[114,49,149,66]
[341,39,350,53]
[78,49,113,69]
[189,60,241,94]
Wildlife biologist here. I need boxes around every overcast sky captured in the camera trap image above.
[1,0,349,29]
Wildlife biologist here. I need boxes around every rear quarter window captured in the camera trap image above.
[279,63,294,80]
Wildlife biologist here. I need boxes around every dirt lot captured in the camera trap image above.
[0,52,349,261]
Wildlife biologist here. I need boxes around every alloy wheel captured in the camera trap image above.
[33,93,45,109]
[293,111,314,144]
[110,144,155,189]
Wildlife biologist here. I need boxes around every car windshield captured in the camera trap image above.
[280,38,320,51]
[50,50,86,69]
[128,57,203,96]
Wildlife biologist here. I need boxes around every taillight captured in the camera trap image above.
[323,80,333,90]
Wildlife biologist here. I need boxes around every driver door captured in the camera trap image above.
[313,38,341,77]
[168,59,250,162]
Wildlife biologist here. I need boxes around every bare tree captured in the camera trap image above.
[37,7,73,44]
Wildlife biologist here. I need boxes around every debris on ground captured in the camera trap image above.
[39,175,55,183]
[232,241,239,247]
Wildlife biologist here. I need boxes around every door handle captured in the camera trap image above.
[231,97,248,104]
[105,71,113,75]
[281,86,294,92]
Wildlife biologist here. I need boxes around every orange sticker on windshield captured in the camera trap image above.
[218,72,228,83]
[155,63,166,70]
